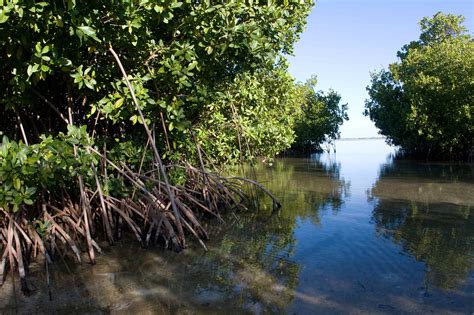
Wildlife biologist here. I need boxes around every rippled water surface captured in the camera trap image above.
[1,139,473,314]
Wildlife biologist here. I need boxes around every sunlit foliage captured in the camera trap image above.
[365,12,474,160]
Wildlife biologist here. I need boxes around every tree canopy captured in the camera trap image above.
[289,76,348,153]
[0,0,315,210]
[0,0,312,154]
[0,0,329,287]
[365,12,474,160]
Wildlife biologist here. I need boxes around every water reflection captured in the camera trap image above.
[369,160,474,290]
[0,157,348,313]
[192,157,350,312]
[2,145,473,313]
[247,157,349,219]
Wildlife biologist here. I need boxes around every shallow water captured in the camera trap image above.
[1,139,473,314]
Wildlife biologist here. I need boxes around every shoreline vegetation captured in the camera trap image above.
[0,1,471,300]
[0,1,329,292]
[0,48,284,294]
[365,12,473,162]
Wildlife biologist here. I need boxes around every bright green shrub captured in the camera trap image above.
[0,0,314,209]
[196,63,304,164]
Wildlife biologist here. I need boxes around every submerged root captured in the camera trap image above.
[0,161,279,293]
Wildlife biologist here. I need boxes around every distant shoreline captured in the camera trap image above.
[337,137,386,141]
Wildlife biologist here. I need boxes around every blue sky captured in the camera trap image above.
[288,0,473,138]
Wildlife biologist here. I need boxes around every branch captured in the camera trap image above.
[16,113,28,146]
[108,47,185,248]
[31,88,69,125]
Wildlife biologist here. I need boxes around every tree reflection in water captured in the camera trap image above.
[0,157,348,313]
[369,160,474,290]
[187,157,349,312]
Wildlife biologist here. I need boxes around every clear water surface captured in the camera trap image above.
[1,139,473,314]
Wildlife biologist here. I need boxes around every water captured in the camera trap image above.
[1,139,473,314]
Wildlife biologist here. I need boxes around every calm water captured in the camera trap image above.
[1,139,473,314]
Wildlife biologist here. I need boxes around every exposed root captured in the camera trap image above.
[0,47,280,293]
[0,160,278,292]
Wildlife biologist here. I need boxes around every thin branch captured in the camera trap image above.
[16,113,28,146]
[108,46,185,248]
[30,88,69,124]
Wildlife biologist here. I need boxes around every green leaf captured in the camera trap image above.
[25,187,37,195]
[35,42,42,53]
[77,26,101,42]
[78,26,95,36]
[90,105,97,115]
[0,12,9,24]
[13,178,21,191]
[67,0,76,10]
[27,65,34,77]
[114,98,124,109]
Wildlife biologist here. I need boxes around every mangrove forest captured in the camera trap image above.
[0,0,473,313]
